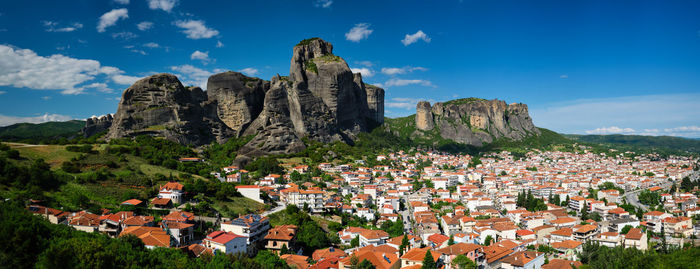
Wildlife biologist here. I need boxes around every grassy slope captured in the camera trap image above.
[6,143,81,168]
[0,120,84,141]
[3,142,265,212]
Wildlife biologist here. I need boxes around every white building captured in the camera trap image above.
[204,231,247,255]
[236,185,264,203]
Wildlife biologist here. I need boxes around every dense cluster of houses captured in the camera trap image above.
[26,148,699,268]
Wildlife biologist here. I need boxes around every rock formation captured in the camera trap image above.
[105,74,234,145]
[413,98,540,146]
[101,38,385,162]
[206,72,269,137]
[82,114,113,137]
[415,101,434,131]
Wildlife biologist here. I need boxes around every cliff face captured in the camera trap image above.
[82,114,113,137]
[101,38,384,162]
[105,74,234,145]
[412,98,540,146]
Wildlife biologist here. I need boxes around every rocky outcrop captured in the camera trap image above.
[413,98,540,147]
[101,38,384,161]
[235,38,382,162]
[415,101,434,131]
[106,74,234,145]
[365,83,385,125]
[206,71,269,136]
[82,114,113,137]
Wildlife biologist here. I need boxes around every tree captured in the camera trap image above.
[422,250,436,269]
[280,244,290,255]
[484,235,494,246]
[357,259,376,269]
[621,225,633,235]
[451,254,476,269]
[351,235,360,248]
[448,235,455,246]
[400,235,409,256]
[581,201,589,220]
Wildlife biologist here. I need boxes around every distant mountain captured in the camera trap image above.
[0,120,84,142]
[564,134,700,154]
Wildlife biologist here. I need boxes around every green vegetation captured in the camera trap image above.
[379,219,405,237]
[565,134,700,155]
[296,37,321,46]
[203,135,254,169]
[452,254,477,269]
[0,120,84,143]
[443,97,486,106]
[638,190,661,206]
[305,60,318,74]
[516,189,547,212]
[578,241,700,268]
[0,201,290,269]
[314,54,342,63]
[267,205,335,255]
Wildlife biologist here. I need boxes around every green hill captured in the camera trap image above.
[565,134,700,155]
[0,120,84,142]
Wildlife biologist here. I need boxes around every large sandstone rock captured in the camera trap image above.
[412,98,540,147]
[106,74,234,145]
[415,101,435,131]
[206,71,268,136]
[82,114,113,137]
[100,38,385,162]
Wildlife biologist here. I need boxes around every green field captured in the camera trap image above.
[211,196,267,218]
[7,143,81,168]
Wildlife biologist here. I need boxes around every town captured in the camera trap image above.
[25,146,700,269]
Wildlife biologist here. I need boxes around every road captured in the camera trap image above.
[624,182,673,211]
[262,202,285,216]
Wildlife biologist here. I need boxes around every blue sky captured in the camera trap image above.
[1,0,699,137]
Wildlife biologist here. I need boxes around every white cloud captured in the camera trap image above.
[97,8,128,33]
[0,45,139,94]
[314,0,333,8]
[560,74,568,79]
[531,93,700,138]
[190,50,210,62]
[43,21,83,32]
[137,21,154,31]
[0,91,6,95]
[114,0,129,4]
[239,68,259,76]
[585,126,636,135]
[148,0,178,12]
[131,49,146,55]
[386,97,430,110]
[41,96,51,100]
[0,113,74,127]
[170,65,223,89]
[401,30,431,46]
[174,20,219,39]
[345,23,373,42]
[355,61,373,67]
[111,74,140,85]
[216,41,224,48]
[143,42,160,48]
[380,66,427,76]
[351,67,374,78]
[111,31,137,40]
[383,78,435,88]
